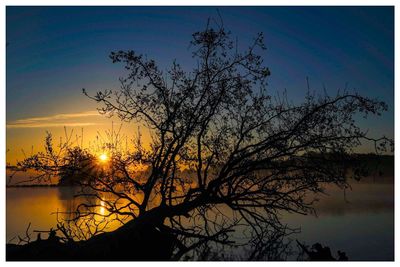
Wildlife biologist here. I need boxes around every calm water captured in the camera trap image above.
[6,182,394,260]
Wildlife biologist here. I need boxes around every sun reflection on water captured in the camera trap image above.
[99,200,105,215]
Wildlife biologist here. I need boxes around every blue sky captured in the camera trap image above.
[6,6,394,160]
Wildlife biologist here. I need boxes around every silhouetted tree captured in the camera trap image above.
[10,22,393,260]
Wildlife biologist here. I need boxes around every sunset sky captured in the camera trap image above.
[6,6,394,164]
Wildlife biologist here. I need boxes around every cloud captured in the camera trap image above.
[7,111,102,129]
[7,122,99,129]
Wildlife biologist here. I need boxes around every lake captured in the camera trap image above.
[6,181,394,261]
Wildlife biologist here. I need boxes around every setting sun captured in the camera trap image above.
[99,153,109,162]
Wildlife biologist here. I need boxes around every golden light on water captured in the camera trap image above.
[99,200,105,215]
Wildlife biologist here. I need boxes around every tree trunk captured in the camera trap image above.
[7,210,177,261]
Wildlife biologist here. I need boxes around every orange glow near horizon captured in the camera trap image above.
[6,117,154,166]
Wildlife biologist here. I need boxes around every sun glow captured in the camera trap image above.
[99,153,109,163]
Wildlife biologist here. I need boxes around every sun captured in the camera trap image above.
[99,153,109,163]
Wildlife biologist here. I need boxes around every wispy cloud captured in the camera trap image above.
[7,111,102,129]
[7,122,99,129]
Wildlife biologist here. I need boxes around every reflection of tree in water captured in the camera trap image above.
[57,187,82,222]
[55,186,131,241]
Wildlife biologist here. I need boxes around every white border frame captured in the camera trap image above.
[1,1,397,265]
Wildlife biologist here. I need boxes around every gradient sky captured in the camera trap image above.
[6,6,394,163]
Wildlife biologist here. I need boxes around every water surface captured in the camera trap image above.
[6,181,394,260]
